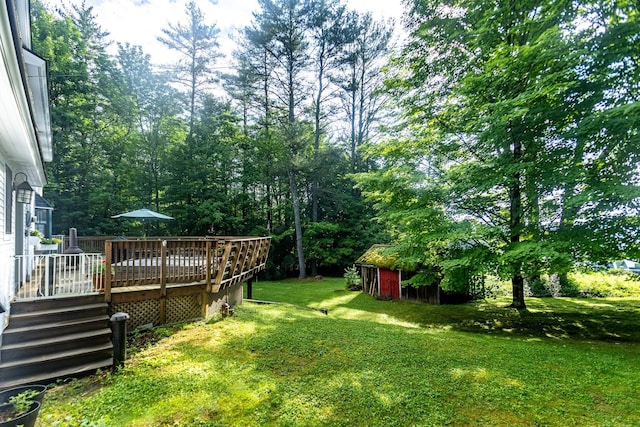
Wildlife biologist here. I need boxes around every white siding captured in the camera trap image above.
[0,159,14,330]
[0,159,4,232]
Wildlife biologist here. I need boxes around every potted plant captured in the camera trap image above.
[37,237,62,252]
[28,230,43,246]
[0,386,45,427]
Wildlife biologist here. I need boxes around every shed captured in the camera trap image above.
[355,245,441,304]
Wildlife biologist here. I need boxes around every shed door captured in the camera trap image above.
[379,269,400,299]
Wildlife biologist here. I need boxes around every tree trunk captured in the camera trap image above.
[511,274,525,308]
[350,74,357,172]
[509,139,526,309]
[289,169,306,279]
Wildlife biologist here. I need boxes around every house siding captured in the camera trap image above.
[0,0,51,339]
[0,159,15,330]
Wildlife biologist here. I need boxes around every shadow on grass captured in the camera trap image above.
[338,292,640,342]
[41,294,640,426]
[251,278,640,342]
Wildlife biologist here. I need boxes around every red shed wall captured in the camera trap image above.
[379,269,400,299]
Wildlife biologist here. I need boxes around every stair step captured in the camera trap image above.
[0,343,113,382]
[0,358,113,390]
[8,303,108,327]
[0,328,112,362]
[1,295,115,388]
[2,315,109,345]
[10,295,105,314]
[0,342,113,369]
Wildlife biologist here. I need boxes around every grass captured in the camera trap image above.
[39,278,640,426]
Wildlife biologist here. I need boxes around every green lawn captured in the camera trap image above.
[39,278,640,426]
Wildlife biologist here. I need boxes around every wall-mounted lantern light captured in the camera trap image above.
[14,172,34,204]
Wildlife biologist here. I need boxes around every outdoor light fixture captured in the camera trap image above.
[13,172,34,204]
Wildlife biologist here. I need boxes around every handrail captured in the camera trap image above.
[104,236,271,301]
[13,253,105,300]
[64,236,270,254]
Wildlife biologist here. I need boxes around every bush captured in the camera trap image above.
[570,270,640,298]
[524,271,640,298]
[483,275,511,297]
[526,275,554,297]
[344,266,361,291]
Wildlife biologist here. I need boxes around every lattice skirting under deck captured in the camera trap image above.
[110,299,160,330]
[167,294,202,324]
[110,294,203,330]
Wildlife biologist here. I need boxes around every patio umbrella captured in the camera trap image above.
[111,208,174,220]
[111,208,173,236]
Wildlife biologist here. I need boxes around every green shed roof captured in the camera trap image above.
[355,245,400,270]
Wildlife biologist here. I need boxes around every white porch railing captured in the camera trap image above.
[14,253,105,300]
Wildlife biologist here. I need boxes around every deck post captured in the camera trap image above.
[205,239,212,292]
[105,240,112,303]
[247,277,253,299]
[159,240,167,324]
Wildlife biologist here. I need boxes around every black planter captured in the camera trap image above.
[0,385,47,405]
[0,401,41,427]
[0,385,46,427]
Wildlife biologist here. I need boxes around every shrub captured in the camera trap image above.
[570,270,640,298]
[344,266,361,291]
[526,275,554,297]
[523,271,640,298]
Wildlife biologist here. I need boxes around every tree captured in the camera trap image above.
[366,0,639,308]
[249,0,312,279]
[306,0,349,274]
[334,11,393,173]
[225,29,281,236]
[32,1,127,234]
[33,0,399,279]
[114,43,182,214]
[552,0,640,266]
[174,97,242,235]
[158,0,220,140]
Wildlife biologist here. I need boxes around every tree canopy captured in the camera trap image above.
[32,0,391,279]
[359,0,640,307]
[31,0,639,298]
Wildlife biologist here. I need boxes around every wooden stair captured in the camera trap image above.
[0,295,113,389]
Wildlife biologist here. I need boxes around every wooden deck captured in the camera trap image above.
[104,236,270,303]
[14,236,270,327]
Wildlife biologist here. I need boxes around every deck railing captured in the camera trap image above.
[14,236,270,301]
[63,236,114,254]
[104,237,271,301]
[14,253,105,299]
[63,236,217,254]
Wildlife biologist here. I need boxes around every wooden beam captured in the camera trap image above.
[159,240,167,325]
[105,240,112,303]
[213,241,232,287]
[205,239,212,292]
[111,287,162,304]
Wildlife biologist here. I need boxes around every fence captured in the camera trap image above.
[14,253,105,299]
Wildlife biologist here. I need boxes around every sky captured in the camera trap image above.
[44,0,406,67]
